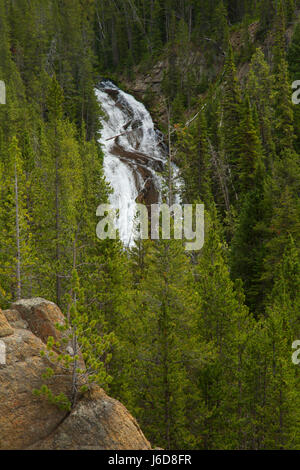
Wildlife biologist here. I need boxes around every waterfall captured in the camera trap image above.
[96,80,180,246]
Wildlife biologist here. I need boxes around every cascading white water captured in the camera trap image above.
[96,80,180,246]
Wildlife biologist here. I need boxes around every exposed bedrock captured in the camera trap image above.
[0,298,151,450]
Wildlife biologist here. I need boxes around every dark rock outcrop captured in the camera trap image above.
[0,298,150,450]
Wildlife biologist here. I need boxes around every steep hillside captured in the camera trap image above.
[1,0,300,450]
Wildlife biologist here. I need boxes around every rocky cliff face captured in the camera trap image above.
[0,298,151,450]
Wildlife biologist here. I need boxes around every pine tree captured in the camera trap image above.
[116,238,202,449]
[273,58,295,154]
[237,96,265,194]
[246,48,276,163]
[211,1,229,51]
[263,177,300,288]
[34,269,116,410]
[288,23,300,153]
[177,107,212,206]
[150,0,163,52]
[0,136,33,304]
[230,182,268,313]
[241,239,300,449]
[30,76,84,306]
[194,209,253,449]
[220,44,243,200]
[259,0,276,35]
[285,0,295,24]
[272,0,296,155]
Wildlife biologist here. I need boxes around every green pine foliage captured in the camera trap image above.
[1,0,300,450]
[288,23,300,153]
[114,237,205,449]
[176,108,212,206]
[34,269,116,410]
[220,44,243,202]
